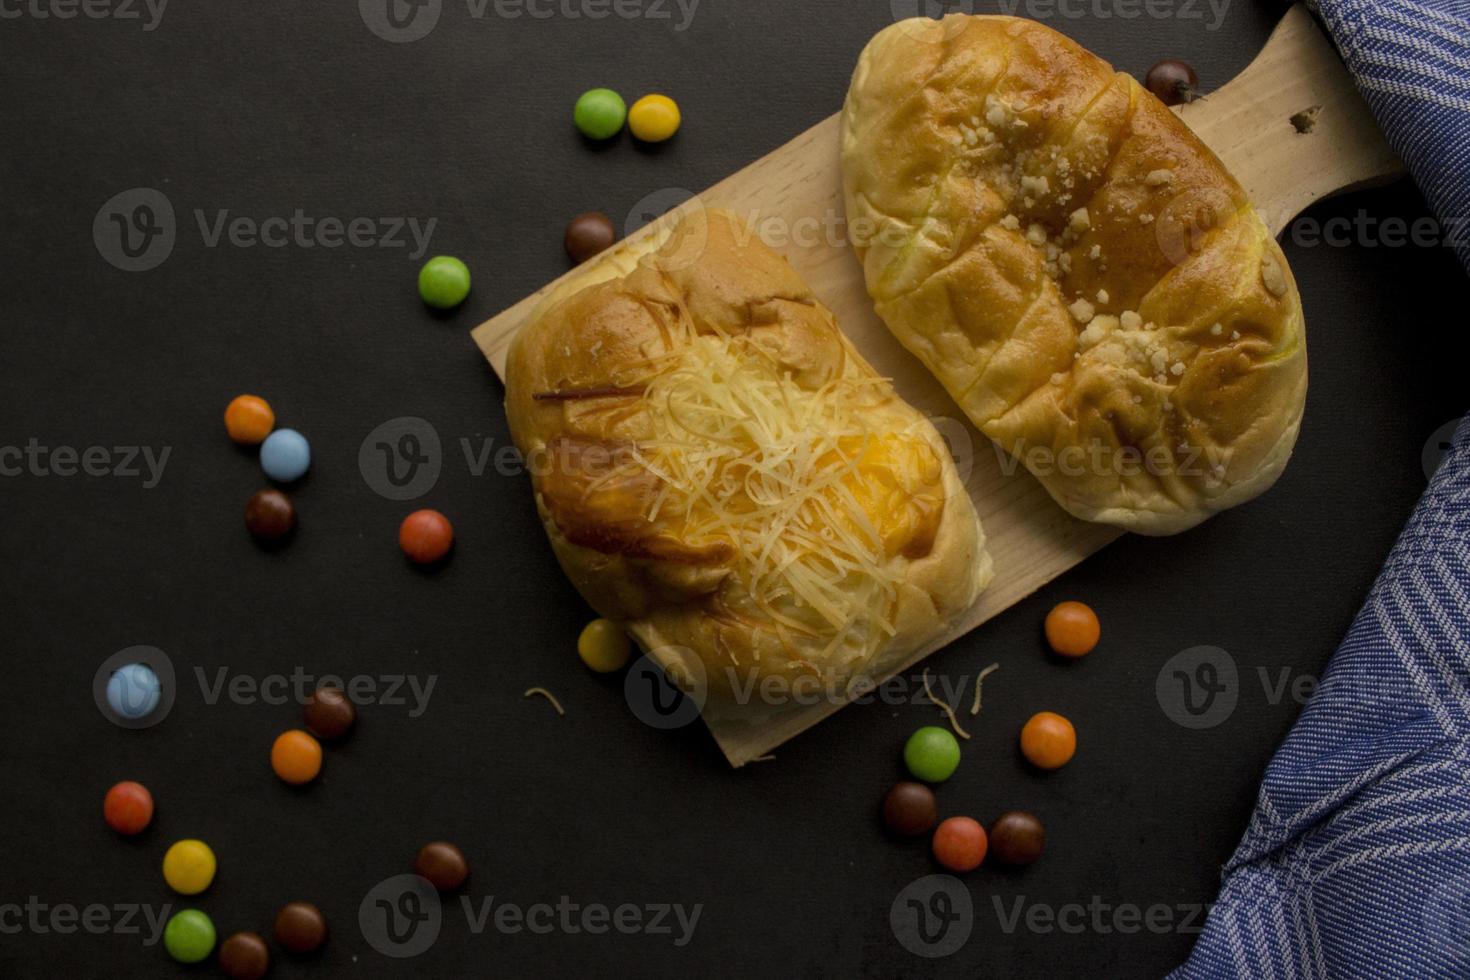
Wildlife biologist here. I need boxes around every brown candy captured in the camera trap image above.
[988,811,1045,866]
[244,489,295,541]
[274,902,327,954]
[218,931,270,980]
[304,687,356,740]
[564,212,616,264]
[881,781,938,837]
[415,840,470,892]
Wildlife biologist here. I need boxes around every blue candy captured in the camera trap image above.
[260,429,311,482]
[107,663,161,720]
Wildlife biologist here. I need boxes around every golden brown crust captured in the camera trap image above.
[842,15,1308,534]
[505,209,992,697]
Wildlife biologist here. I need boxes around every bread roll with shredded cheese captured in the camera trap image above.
[842,15,1308,534]
[505,209,991,697]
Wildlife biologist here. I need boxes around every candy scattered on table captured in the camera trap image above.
[564,211,616,264]
[881,781,938,837]
[260,428,311,483]
[577,618,631,673]
[1145,58,1199,106]
[274,901,327,954]
[414,840,470,892]
[303,686,356,740]
[932,816,988,873]
[244,488,296,541]
[103,780,154,836]
[418,255,472,310]
[1044,600,1100,658]
[163,909,216,964]
[1019,711,1076,770]
[271,729,323,785]
[989,811,1046,866]
[162,839,217,895]
[399,508,454,564]
[574,87,627,140]
[224,395,275,446]
[628,93,681,142]
[218,931,271,980]
[903,725,961,783]
[106,663,161,720]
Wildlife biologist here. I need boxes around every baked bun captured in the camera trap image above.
[842,15,1307,534]
[505,209,991,697]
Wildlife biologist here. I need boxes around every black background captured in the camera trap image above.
[3,1,1468,977]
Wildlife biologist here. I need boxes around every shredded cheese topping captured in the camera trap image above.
[628,330,917,667]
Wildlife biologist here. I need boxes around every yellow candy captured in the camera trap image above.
[628,94,681,143]
[578,619,632,673]
[162,839,217,895]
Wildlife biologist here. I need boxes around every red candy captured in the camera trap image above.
[932,816,988,873]
[399,509,454,564]
[104,781,154,835]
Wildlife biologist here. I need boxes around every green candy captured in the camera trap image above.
[163,908,216,964]
[418,255,472,310]
[904,726,961,783]
[574,88,627,140]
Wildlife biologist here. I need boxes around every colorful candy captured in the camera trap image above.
[271,729,323,785]
[1044,600,1100,657]
[565,211,616,264]
[1020,711,1077,769]
[303,687,356,740]
[628,93,681,142]
[106,663,161,720]
[103,781,154,836]
[418,255,472,310]
[577,618,631,673]
[399,508,454,564]
[414,841,470,892]
[224,395,275,445]
[574,87,627,140]
[163,909,216,963]
[903,726,961,783]
[260,429,311,483]
[989,811,1046,866]
[881,781,938,837]
[218,931,271,980]
[274,902,327,954]
[932,816,988,872]
[244,488,296,541]
[162,839,217,895]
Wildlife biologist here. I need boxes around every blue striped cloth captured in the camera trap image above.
[1310,0,1470,276]
[1171,414,1470,977]
[1171,8,1470,975]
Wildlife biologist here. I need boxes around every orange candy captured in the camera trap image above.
[270,730,323,785]
[932,816,988,872]
[225,395,275,445]
[1020,711,1077,769]
[1044,601,1100,657]
[399,509,454,564]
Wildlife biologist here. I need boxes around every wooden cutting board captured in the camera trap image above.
[473,4,1401,766]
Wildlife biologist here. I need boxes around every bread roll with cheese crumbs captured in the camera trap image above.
[505,209,992,698]
[842,15,1308,534]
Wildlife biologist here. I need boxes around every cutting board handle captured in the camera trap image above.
[1175,3,1404,235]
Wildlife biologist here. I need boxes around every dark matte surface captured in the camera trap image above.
[2,2,1467,977]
